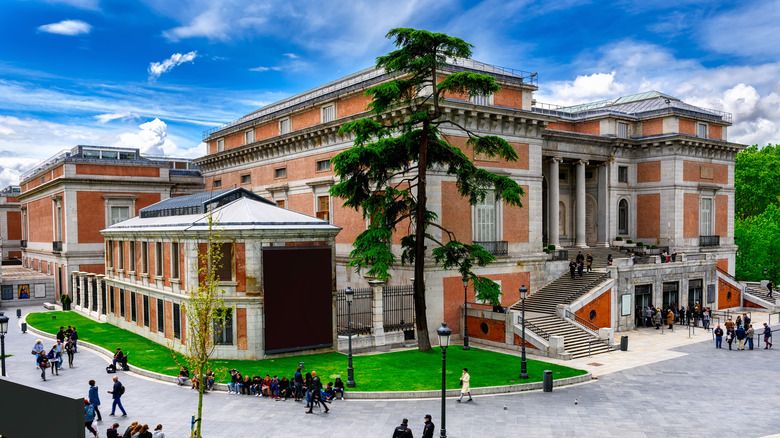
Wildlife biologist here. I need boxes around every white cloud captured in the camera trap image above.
[37,19,92,36]
[542,72,627,106]
[115,118,172,155]
[94,111,139,123]
[249,66,281,72]
[283,53,299,59]
[40,0,100,10]
[699,1,780,60]
[148,51,198,80]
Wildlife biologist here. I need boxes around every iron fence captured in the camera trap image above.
[383,285,416,333]
[700,235,720,247]
[336,287,373,336]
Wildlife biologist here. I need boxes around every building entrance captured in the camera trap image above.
[663,282,679,308]
[688,279,703,308]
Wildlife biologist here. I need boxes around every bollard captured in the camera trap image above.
[16,308,21,318]
[688,324,691,338]
[620,335,628,351]
[543,370,553,392]
[21,322,27,333]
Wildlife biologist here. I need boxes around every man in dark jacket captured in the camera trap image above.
[305,371,328,413]
[714,325,723,348]
[392,418,413,438]
[421,414,434,438]
[70,327,79,352]
[108,375,127,416]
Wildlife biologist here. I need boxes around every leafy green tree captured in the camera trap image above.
[736,203,780,282]
[330,28,525,351]
[735,144,780,220]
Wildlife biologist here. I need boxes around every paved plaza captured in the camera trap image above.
[2,305,780,437]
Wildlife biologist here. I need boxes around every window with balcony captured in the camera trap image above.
[473,190,506,255]
[700,198,713,235]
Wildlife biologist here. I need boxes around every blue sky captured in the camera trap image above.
[1,0,779,188]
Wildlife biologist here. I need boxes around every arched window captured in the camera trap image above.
[618,199,629,234]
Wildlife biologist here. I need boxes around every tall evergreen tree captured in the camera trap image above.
[331,28,525,351]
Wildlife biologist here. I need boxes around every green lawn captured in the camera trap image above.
[26,311,586,391]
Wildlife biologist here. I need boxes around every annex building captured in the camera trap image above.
[189,58,750,358]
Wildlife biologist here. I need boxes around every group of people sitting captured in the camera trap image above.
[105,421,165,438]
[221,368,344,404]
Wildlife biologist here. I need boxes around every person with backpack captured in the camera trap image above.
[88,379,102,422]
[84,399,98,438]
[108,375,127,416]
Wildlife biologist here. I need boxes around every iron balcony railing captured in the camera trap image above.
[699,235,720,247]
[474,241,508,256]
[52,241,62,252]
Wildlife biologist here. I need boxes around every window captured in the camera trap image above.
[109,286,115,313]
[213,308,233,345]
[141,242,149,274]
[110,206,130,225]
[157,298,165,333]
[173,303,181,339]
[106,240,114,268]
[217,138,225,152]
[276,199,285,208]
[41,176,45,184]
[213,179,222,189]
[143,295,150,327]
[119,289,125,317]
[316,159,331,172]
[618,199,629,235]
[274,167,287,178]
[102,151,118,159]
[316,196,330,221]
[213,243,233,282]
[244,129,255,144]
[155,242,163,276]
[700,198,713,235]
[130,291,137,322]
[475,190,498,241]
[171,242,180,279]
[322,104,335,123]
[618,166,628,183]
[55,201,63,241]
[469,93,492,106]
[119,152,136,160]
[697,123,707,138]
[83,149,101,159]
[118,241,125,270]
[240,174,251,184]
[129,241,136,272]
[617,122,628,139]
[279,118,290,135]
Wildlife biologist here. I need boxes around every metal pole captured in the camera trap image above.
[440,347,447,438]
[463,283,469,351]
[520,296,528,379]
[347,300,355,388]
[1,333,5,377]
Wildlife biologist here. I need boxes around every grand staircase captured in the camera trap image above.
[510,247,617,359]
[744,282,777,305]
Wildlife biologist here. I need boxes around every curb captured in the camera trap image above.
[22,315,592,399]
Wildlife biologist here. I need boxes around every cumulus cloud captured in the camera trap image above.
[115,118,172,155]
[148,51,198,80]
[38,19,92,36]
[542,72,627,106]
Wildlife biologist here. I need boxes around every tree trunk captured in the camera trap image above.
[414,120,432,351]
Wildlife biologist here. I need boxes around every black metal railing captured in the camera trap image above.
[699,235,720,247]
[336,287,373,336]
[20,239,27,248]
[383,284,415,333]
[517,316,551,341]
[52,241,62,252]
[565,310,600,335]
[550,250,569,261]
[474,241,508,256]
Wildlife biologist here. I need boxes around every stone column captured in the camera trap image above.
[575,160,588,247]
[96,274,106,318]
[368,280,387,347]
[72,274,79,307]
[86,273,95,314]
[597,164,609,247]
[548,157,562,248]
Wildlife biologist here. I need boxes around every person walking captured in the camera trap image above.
[577,261,584,279]
[32,339,45,366]
[457,368,472,402]
[36,351,49,381]
[764,323,772,349]
[768,280,774,298]
[392,419,413,438]
[47,344,59,376]
[569,260,576,280]
[746,324,755,350]
[607,254,613,266]
[56,326,66,343]
[667,308,674,330]
[65,338,76,368]
[108,375,127,417]
[421,414,434,438]
[714,325,723,348]
[702,308,711,331]
[305,370,328,414]
[84,399,98,438]
[88,379,102,422]
[651,308,661,330]
[586,253,593,272]
[726,327,735,350]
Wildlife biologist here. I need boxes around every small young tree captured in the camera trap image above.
[331,28,525,351]
[172,215,231,438]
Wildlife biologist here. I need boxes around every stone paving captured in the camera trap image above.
[2,305,780,437]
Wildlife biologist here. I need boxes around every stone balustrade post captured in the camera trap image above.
[368,280,386,347]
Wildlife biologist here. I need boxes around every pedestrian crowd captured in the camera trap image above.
[635,302,712,331]
[713,315,772,350]
[32,325,79,381]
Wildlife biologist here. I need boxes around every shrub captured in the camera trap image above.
[651,245,658,249]
[627,240,634,244]
[547,244,556,251]
[615,236,623,241]
[544,248,551,254]
[637,242,644,247]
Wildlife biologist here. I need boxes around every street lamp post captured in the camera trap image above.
[519,285,529,380]
[0,311,9,377]
[437,322,452,438]
[345,287,356,388]
[462,275,469,350]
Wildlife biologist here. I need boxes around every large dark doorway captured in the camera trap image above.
[635,284,653,309]
[688,279,703,308]
[263,246,333,354]
[663,282,679,308]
